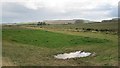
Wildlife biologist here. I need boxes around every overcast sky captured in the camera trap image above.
[1,0,119,23]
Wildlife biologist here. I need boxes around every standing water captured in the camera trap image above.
[54,51,91,59]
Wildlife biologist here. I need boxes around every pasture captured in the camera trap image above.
[2,23,118,66]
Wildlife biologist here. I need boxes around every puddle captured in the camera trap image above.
[54,51,91,59]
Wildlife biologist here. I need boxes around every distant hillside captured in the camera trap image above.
[43,18,118,24]
[44,19,92,24]
[3,18,118,25]
[101,18,119,23]
[44,20,75,24]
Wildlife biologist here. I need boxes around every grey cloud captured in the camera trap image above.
[2,2,118,23]
[109,7,118,17]
[2,2,64,23]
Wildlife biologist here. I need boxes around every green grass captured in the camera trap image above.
[2,26,118,66]
[2,28,109,48]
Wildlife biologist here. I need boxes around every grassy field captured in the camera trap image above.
[2,25,118,66]
[3,28,109,48]
[36,22,118,31]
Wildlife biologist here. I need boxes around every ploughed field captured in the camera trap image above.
[2,26,118,66]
